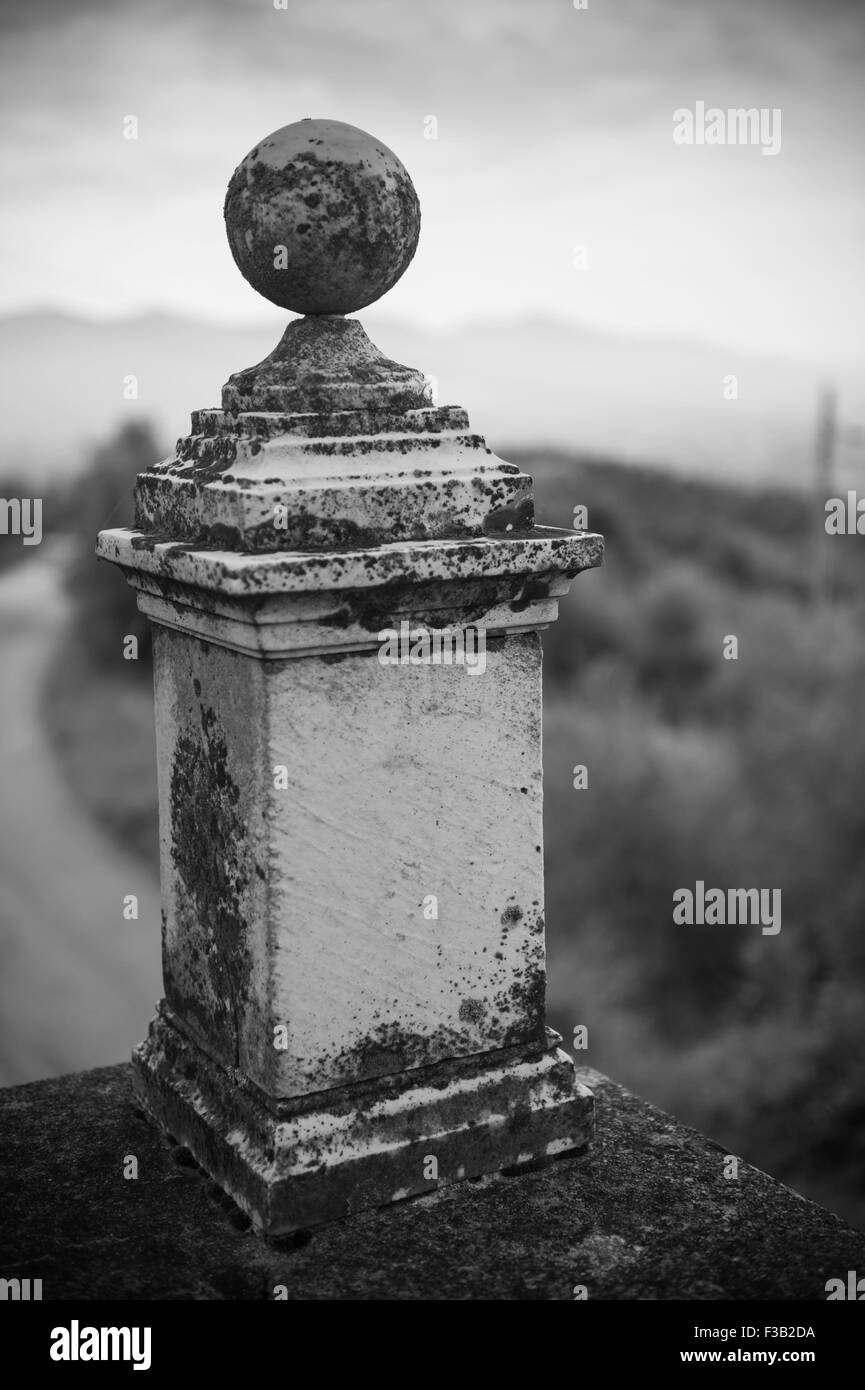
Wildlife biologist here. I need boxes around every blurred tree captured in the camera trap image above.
[65,421,159,670]
[628,567,716,720]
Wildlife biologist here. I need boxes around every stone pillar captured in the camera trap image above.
[98,118,604,1235]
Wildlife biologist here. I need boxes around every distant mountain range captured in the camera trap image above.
[2,310,862,490]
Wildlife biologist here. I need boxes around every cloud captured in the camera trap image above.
[0,0,863,366]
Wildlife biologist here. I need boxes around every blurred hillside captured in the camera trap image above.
[2,311,864,488]
[526,450,865,1229]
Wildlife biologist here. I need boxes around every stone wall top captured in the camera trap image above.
[2,1063,861,1300]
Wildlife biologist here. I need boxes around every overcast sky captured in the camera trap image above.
[1,0,863,368]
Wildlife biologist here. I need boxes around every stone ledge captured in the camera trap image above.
[1,1062,862,1300]
[96,526,604,596]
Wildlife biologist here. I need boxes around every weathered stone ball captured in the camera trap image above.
[224,118,421,316]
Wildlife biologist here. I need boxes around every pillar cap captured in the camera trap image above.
[103,118,589,554]
[221,117,427,415]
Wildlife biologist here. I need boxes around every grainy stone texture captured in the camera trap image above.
[224,119,420,315]
[98,527,602,607]
[2,1063,862,1301]
[221,318,431,415]
[131,407,537,552]
[149,624,558,1094]
[264,632,547,1090]
[133,1016,592,1234]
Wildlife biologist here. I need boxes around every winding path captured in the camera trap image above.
[0,544,161,1086]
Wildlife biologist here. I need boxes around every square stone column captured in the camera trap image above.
[97,118,604,1234]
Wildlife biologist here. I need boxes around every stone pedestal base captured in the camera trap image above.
[133,1004,593,1235]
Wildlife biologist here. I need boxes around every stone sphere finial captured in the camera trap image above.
[224,118,420,316]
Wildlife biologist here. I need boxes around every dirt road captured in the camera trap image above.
[0,545,162,1086]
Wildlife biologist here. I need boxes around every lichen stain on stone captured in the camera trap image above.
[504,964,546,1039]
[458,998,487,1026]
[317,574,509,635]
[510,576,552,613]
[500,904,524,927]
[484,494,534,535]
[330,1020,457,1085]
[327,1014,503,1089]
[225,139,420,316]
[169,705,252,1069]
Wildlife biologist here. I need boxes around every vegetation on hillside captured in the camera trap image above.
[42,423,159,865]
[523,450,865,1226]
